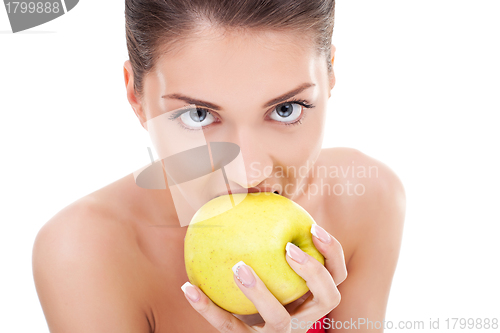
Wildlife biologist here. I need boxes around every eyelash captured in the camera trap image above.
[168,99,315,130]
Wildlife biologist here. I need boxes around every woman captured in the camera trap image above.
[32,0,406,332]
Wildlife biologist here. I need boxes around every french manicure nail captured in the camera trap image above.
[181,282,200,302]
[311,224,332,244]
[232,261,256,288]
[286,242,308,264]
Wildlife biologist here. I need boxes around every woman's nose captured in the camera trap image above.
[221,128,274,189]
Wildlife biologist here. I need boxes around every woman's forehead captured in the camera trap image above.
[159,26,316,59]
[149,28,325,98]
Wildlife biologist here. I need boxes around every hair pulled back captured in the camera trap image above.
[125,0,335,97]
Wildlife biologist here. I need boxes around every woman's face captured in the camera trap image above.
[131,27,335,219]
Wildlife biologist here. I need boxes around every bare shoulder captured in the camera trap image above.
[314,147,406,262]
[32,192,153,332]
[316,146,406,197]
[33,195,138,266]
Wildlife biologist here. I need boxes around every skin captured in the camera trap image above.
[32,26,406,333]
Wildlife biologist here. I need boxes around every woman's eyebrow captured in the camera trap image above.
[161,82,315,111]
[262,83,315,108]
[161,94,222,110]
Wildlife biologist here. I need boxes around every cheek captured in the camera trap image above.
[306,103,328,148]
[300,103,327,155]
[270,108,326,178]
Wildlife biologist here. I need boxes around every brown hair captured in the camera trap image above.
[125,0,336,97]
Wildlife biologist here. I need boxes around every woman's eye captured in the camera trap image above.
[179,108,215,128]
[269,102,303,123]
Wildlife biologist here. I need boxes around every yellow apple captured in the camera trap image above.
[184,192,325,315]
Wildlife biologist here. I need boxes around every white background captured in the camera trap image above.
[1,0,499,332]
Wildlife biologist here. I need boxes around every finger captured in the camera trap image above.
[285,242,341,315]
[283,290,311,314]
[310,224,348,286]
[232,261,291,332]
[181,281,250,332]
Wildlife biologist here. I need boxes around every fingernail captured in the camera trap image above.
[311,224,332,244]
[286,242,308,264]
[181,282,200,302]
[232,261,256,288]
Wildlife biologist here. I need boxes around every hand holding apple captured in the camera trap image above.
[181,192,347,331]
